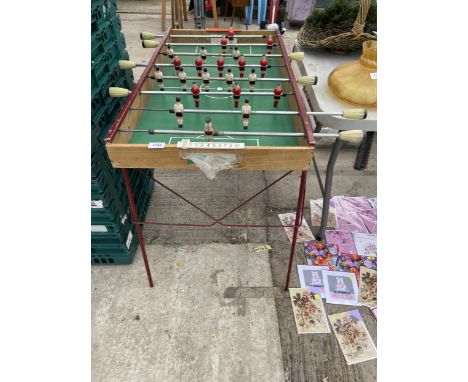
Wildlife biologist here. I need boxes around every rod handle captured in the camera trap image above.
[289,52,304,62]
[148,129,156,134]
[297,75,317,85]
[339,130,365,143]
[142,40,159,48]
[342,109,368,120]
[119,60,136,70]
[109,87,130,98]
[140,32,157,40]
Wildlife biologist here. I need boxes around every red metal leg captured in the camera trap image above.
[284,171,307,291]
[122,169,154,287]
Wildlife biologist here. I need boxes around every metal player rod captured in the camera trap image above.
[117,129,365,142]
[148,75,292,82]
[162,52,283,57]
[162,43,277,47]
[146,63,285,68]
[129,107,368,119]
[143,33,272,39]
[134,90,292,96]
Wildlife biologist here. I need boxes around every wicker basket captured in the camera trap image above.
[297,0,376,54]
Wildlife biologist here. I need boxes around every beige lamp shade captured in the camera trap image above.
[328,40,377,107]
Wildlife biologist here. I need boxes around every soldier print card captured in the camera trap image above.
[289,288,330,334]
[297,265,329,298]
[328,310,377,365]
[323,270,360,306]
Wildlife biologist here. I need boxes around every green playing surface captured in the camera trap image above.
[129,44,300,147]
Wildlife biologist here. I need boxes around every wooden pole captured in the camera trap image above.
[170,0,175,28]
[182,0,188,21]
[212,0,218,27]
[161,0,166,31]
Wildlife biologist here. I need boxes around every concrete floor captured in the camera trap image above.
[92,1,377,381]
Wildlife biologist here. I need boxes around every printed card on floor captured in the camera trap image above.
[335,212,368,233]
[335,196,372,213]
[370,307,377,319]
[278,213,315,243]
[325,230,357,255]
[328,310,377,365]
[353,232,377,256]
[304,241,339,267]
[367,197,377,209]
[331,254,377,279]
[358,267,377,308]
[323,270,360,306]
[297,265,329,298]
[310,198,336,228]
[357,209,377,235]
[289,288,330,334]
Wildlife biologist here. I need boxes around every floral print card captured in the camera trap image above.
[328,310,377,365]
[278,213,315,243]
[304,241,339,267]
[328,254,377,280]
[297,265,329,298]
[353,232,377,257]
[323,270,360,306]
[325,230,357,255]
[358,267,377,308]
[289,288,330,334]
[310,198,336,228]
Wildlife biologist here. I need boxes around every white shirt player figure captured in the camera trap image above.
[202,68,211,92]
[241,99,252,130]
[166,44,174,59]
[154,66,164,90]
[248,69,257,92]
[225,68,234,91]
[173,97,184,129]
[232,46,241,61]
[177,67,187,91]
[200,46,208,62]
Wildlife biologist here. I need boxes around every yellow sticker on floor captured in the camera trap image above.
[253,244,272,253]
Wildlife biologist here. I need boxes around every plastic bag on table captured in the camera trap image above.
[181,153,237,179]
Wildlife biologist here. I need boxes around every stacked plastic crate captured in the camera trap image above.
[91,0,154,265]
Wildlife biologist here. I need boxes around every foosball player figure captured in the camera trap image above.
[232,83,242,108]
[228,28,235,43]
[248,69,257,92]
[225,68,234,92]
[204,117,214,142]
[195,55,203,77]
[178,67,187,91]
[191,82,201,108]
[259,54,268,78]
[266,36,274,54]
[217,55,225,78]
[166,44,174,59]
[220,35,228,54]
[173,55,182,72]
[238,55,246,78]
[173,97,184,128]
[200,46,208,62]
[232,46,240,61]
[273,84,283,108]
[202,68,210,92]
[241,99,252,130]
[154,65,164,91]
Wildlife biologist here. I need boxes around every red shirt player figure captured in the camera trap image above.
[259,54,268,78]
[273,84,283,108]
[220,35,228,54]
[191,82,201,108]
[232,83,242,108]
[238,55,246,78]
[195,55,203,77]
[266,36,274,54]
[216,55,225,78]
[228,28,235,43]
[173,55,182,72]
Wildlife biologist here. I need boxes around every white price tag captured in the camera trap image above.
[91,200,103,209]
[126,231,133,249]
[91,225,108,232]
[370,72,377,80]
[148,142,165,149]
